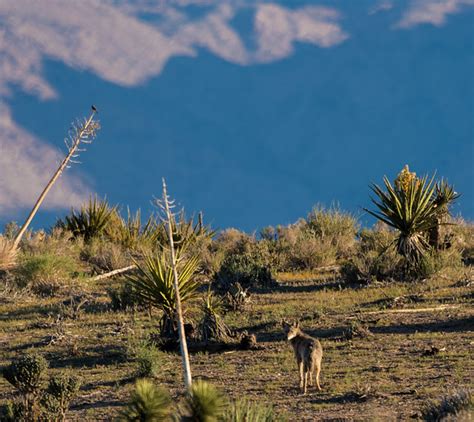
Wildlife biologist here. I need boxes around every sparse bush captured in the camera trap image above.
[421,388,472,421]
[223,399,287,422]
[42,372,82,421]
[215,252,273,290]
[2,353,48,421]
[416,248,463,279]
[13,253,80,295]
[108,280,142,311]
[181,380,227,422]
[117,379,172,422]
[81,238,131,272]
[134,345,162,378]
[341,224,403,283]
[271,206,358,271]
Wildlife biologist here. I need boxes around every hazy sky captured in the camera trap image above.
[1,0,473,232]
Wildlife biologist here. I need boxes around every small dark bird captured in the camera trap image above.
[91,105,98,112]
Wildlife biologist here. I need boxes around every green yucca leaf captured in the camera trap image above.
[182,380,227,422]
[127,251,200,316]
[117,379,172,422]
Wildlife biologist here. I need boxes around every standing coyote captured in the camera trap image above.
[283,320,323,394]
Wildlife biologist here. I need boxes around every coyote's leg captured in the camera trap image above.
[315,363,322,391]
[309,367,313,386]
[298,359,304,389]
[303,370,308,395]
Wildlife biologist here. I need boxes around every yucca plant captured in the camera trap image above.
[366,166,458,265]
[181,380,227,422]
[128,252,200,338]
[223,399,287,422]
[199,288,232,343]
[117,379,172,422]
[61,196,117,242]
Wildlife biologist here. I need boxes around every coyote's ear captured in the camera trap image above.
[295,321,300,328]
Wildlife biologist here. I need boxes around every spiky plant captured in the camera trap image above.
[223,399,287,422]
[128,252,200,337]
[366,166,458,265]
[117,379,172,422]
[199,289,232,343]
[62,196,117,242]
[181,380,226,422]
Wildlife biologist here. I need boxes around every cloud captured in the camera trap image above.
[397,0,474,28]
[254,4,349,62]
[369,1,394,15]
[0,102,90,216]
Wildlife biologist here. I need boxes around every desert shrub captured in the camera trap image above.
[81,238,132,272]
[20,227,80,256]
[181,380,227,422]
[341,224,403,283]
[134,346,162,379]
[306,205,358,258]
[2,353,48,421]
[223,399,287,422]
[421,388,472,421]
[215,252,273,290]
[213,229,254,256]
[416,248,463,279]
[42,372,82,421]
[13,253,80,295]
[445,218,474,265]
[108,280,143,311]
[117,379,172,422]
[271,206,358,271]
[59,196,117,242]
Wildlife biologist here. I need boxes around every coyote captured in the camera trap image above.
[283,320,323,394]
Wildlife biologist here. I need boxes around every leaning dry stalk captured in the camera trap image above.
[11,107,100,252]
[161,178,193,390]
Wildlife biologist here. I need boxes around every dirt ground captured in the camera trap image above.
[1,271,473,421]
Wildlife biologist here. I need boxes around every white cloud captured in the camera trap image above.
[397,0,474,28]
[254,4,348,62]
[0,102,90,216]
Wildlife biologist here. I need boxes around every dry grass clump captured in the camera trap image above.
[0,236,18,271]
[421,388,472,421]
[274,205,359,271]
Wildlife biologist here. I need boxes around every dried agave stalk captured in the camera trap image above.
[158,178,193,390]
[9,107,100,259]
